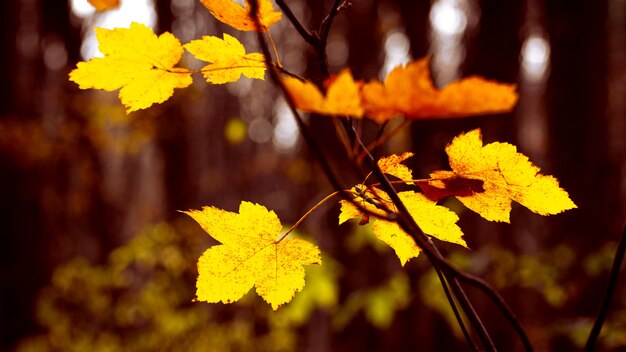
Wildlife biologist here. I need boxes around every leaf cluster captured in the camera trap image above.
[69,1,580,347]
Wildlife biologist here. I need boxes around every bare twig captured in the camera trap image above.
[584,224,626,351]
[249,1,395,224]
[274,0,319,45]
[435,267,478,351]
[316,0,347,76]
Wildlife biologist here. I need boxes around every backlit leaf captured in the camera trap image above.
[362,57,518,122]
[184,201,321,310]
[377,152,414,183]
[339,187,466,265]
[69,22,192,113]
[282,70,364,117]
[419,129,577,222]
[184,34,266,84]
[199,0,282,32]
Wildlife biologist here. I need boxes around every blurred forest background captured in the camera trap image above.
[0,0,625,351]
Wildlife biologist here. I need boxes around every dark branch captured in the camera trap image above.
[435,267,478,351]
[250,0,396,224]
[584,224,626,351]
[315,0,348,76]
[274,0,319,45]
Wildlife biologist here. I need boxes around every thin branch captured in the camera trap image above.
[584,224,626,351]
[319,0,350,45]
[435,267,479,351]
[274,0,319,45]
[316,0,347,76]
[356,120,411,163]
[271,63,307,80]
[250,0,396,225]
[369,120,389,160]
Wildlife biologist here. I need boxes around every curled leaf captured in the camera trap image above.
[362,57,518,122]
[199,0,282,32]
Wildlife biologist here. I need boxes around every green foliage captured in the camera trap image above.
[16,223,335,352]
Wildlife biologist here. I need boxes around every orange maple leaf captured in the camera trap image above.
[377,152,414,183]
[87,0,120,11]
[418,129,576,222]
[362,58,518,122]
[282,70,364,117]
[199,0,282,32]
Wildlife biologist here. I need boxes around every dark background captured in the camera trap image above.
[1,0,624,350]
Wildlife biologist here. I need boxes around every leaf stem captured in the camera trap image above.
[356,120,411,163]
[266,32,282,67]
[277,191,340,243]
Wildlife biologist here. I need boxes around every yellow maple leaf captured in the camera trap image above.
[199,0,282,32]
[362,57,518,122]
[377,152,415,183]
[87,0,120,11]
[421,129,577,222]
[282,70,364,117]
[339,187,466,265]
[184,34,266,84]
[184,201,321,310]
[69,22,192,113]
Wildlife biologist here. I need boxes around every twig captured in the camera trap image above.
[250,0,395,225]
[316,0,347,76]
[584,224,626,351]
[274,0,319,45]
[357,120,411,163]
[435,267,478,351]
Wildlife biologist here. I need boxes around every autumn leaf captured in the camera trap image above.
[418,129,577,222]
[339,186,466,265]
[199,0,282,32]
[282,70,364,117]
[69,22,192,113]
[87,0,120,11]
[362,57,518,122]
[377,152,414,183]
[184,201,321,310]
[184,34,266,84]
